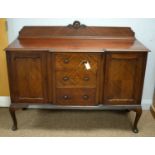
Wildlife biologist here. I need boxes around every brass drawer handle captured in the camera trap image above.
[63,95,69,100]
[83,95,89,100]
[63,76,69,81]
[83,77,89,81]
[64,58,69,63]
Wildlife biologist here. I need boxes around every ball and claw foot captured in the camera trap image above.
[9,107,18,131]
[132,127,139,133]
[11,125,17,131]
[132,107,142,133]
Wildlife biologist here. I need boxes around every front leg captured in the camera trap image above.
[9,107,17,131]
[132,107,142,133]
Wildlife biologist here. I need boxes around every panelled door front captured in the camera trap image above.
[8,51,48,103]
[104,53,147,105]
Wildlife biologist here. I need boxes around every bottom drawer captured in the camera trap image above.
[55,88,97,106]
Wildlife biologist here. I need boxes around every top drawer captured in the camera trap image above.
[55,53,100,71]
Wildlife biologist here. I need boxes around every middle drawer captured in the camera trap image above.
[56,70,97,88]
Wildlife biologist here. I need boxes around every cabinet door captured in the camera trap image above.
[9,51,47,103]
[104,53,147,105]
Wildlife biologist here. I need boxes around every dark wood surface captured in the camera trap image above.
[6,39,148,52]
[55,88,96,106]
[10,103,141,110]
[6,51,48,103]
[7,51,147,106]
[53,53,101,105]
[6,21,148,52]
[18,23,135,40]
[104,53,147,105]
[6,21,149,132]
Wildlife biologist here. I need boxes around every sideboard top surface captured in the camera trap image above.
[6,21,149,52]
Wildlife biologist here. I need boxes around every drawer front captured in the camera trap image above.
[56,71,97,88]
[55,53,99,71]
[55,88,96,105]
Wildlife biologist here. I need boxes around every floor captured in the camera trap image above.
[0,108,154,136]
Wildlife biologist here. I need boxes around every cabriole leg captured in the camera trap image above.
[9,107,17,131]
[132,107,142,133]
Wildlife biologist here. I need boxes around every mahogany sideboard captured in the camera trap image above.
[5,21,149,133]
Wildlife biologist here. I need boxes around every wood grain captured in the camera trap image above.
[103,53,147,105]
[6,23,149,132]
[7,51,48,103]
[55,88,97,106]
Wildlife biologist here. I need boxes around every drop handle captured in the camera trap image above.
[63,76,69,81]
[64,58,69,63]
[83,95,89,100]
[63,95,69,100]
[83,77,89,81]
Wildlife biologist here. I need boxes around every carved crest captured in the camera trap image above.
[67,21,86,29]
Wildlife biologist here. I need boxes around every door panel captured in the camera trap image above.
[104,53,146,105]
[9,51,47,103]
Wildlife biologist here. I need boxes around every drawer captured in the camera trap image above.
[56,71,97,88]
[55,53,99,71]
[55,88,97,105]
